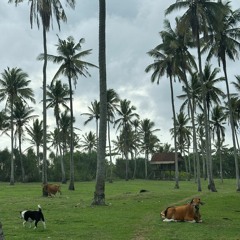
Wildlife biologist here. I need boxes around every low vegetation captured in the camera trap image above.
[0,179,239,240]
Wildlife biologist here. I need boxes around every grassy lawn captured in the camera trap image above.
[0,179,240,240]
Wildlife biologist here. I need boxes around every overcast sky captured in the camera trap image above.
[0,0,240,152]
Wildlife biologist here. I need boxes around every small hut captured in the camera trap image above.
[150,152,184,180]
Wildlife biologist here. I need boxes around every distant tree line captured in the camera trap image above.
[0,147,236,182]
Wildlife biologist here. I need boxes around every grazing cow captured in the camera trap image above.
[161,198,204,223]
[43,184,62,197]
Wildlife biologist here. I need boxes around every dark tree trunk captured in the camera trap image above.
[92,0,107,206]
[68,76,75,191]
[42,25,48,191]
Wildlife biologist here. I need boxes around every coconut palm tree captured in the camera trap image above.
[210,105,226,183]
[170,111,192,176]
[9,0,75,190]
[46,80,70,183]
[132,119,140,179]
[202,62,225,120]
[139,118,160,179]
[93,0,107,205]
[114,99,139,181]
[106,89,120,182]
[25,118,43,175]
[0,67,35,185]
[38,35,97,190]
[159,17,201,190]
[12,101,37,182]
[201,2,240,191]
[80,131,97,153]
[145,37,182,189]
[81,100,100,140]
[165,0,225,192]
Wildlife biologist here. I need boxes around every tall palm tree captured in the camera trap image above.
[25,118,43,175]
[80,131,97,153]
[9,0,75,191]
[166,0,225,192]
[210,105,226,183]
[93,0,107,205]
[202,62,225,120]
[139,118,160,179]
[0,67,35,185]
[46,80,70,183]
[145,38,181,189]
[160,17,201,190]
[114,99,139,181]
[106,89,120,183]
[12,101,37,182]
[81,100,100,139]
[202,3,240,191]
[38,35,97,190]
[170,111,192,176]
[58,110,71,160]
[132,119,140,179]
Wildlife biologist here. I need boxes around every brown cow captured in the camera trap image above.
[161,198,204,223]
[43,184,62,197]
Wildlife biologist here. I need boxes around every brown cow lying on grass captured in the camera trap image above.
[43,184,62,197]
[161,198,204,223]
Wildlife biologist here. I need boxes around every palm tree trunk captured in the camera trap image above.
[18,131,25,182]
[196,30,216,192]
[92,0,107,205]
[169,76,179,189]
[68,76,75,191]
[183,71,201,190]
[42,25,48,193]
[222,60,240,191]
[10,103,14,185]
[107,120,113,183]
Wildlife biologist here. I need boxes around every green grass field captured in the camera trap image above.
[0,179,240,240]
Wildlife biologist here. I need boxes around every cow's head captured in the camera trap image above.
[190,198,204,206]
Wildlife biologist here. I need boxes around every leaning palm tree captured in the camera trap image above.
[46,80,70,183]
[165,0,225,192]
[38,35,97,190]
[0,67,35,185]
[9,0,75,191]
[202,3,240,191]
[12,101,38,182]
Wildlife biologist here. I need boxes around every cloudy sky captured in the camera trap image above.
[0,0,240,152]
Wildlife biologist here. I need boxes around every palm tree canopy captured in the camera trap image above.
[201,2,240,65]
[46,79,70,121]
[9,0,75,31]
[37,36,97,87]
[0,67,35,107]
